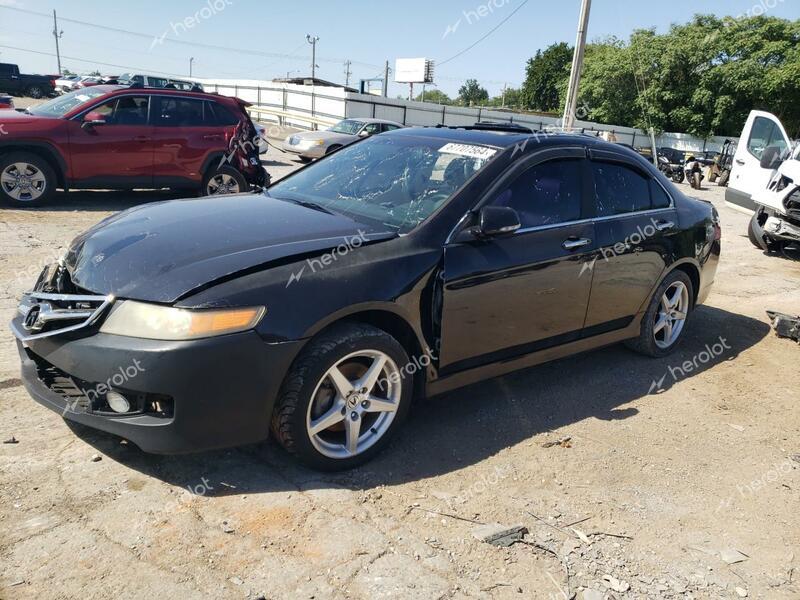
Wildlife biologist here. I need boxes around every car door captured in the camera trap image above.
[438,149,597,375]
[582,150,678,332]
[150,95,234,188]
[727,111,791,212]
[67,94,154,187]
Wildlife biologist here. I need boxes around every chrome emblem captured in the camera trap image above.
[22,303,49,332]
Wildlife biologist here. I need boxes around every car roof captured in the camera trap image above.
[385,126,659,164]
[91,85,234,102]
[349,117,404,126]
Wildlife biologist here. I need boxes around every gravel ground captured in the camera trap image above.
[0,136,799,599]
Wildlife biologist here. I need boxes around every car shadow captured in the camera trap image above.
[65,305,770,496]
[14,189,192,213]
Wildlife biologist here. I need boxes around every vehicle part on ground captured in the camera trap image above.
[626,270,694,358]
[767,311,800,344]
[271,324,412,470]
[0,151,56,207]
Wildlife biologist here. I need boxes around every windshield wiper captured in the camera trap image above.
[274,196,336,215]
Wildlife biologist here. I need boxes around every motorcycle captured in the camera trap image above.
[684,156,704,190]
[658,154,685,183]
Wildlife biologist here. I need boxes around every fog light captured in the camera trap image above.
[106,391,131,414]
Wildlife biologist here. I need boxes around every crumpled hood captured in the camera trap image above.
[64,193,395,303]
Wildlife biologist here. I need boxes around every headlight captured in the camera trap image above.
[100,301,266,341]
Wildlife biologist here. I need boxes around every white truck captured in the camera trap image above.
[726,110,799,254]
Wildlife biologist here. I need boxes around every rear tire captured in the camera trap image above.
[625,270,694,358]
[0,151,57,207]
[26,86,44,99]
[692,172,702,190]
[672,171,685,184]
[201,165,248,196]
[271,323,413,471]
[718,170,730,187]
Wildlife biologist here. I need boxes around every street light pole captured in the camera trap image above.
[52,10,63,75]
[189,57,194,78]
[562,0,592,132]
[306,34,319,80]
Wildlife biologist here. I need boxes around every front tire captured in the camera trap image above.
[0,152,57,207]
[271,323,413,471]
[672,171,685,184]
[626,270,694,358]
[692,172,702,190]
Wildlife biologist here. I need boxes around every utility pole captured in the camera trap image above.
[52,10,63,75]
[344,60,352,88]
[189,57,194,78]
[383,60,390,97]
[562,0,592,132]
[501,83,507,108]
[306,34,319,80]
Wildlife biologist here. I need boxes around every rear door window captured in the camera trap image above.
[153,96,206,126]
[207,101,240,126]
[592,162,651,216]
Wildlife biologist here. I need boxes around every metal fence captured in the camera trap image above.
[202,80,737,153]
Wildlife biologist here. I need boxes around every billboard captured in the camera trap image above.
[395,58,435,84]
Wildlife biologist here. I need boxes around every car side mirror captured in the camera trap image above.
[82,111,107,129]
[760,146,784,170]
[358,129,371,137]
[473,206,521,238]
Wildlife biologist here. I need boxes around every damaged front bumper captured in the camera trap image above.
[767,311,800,344]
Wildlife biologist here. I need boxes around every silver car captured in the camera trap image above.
[282,118,404,161]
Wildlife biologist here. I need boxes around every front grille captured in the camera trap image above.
[27,349,174,419]
[28,351,92,414]
[13,290,114,343]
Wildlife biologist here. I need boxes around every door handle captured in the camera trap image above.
[735,159,745,165]
[203,134,223,140]
[562,237,592,251]
[654,220,675,232]
[134,136,150,143]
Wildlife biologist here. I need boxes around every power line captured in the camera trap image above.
[0,5,382,69]
[0,44,190,78]
[437,0,532,67]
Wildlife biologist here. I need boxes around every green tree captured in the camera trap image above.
[458,79,489,106]
[488,87,523,108]
[415,89,452,105]
[521,42,573,112]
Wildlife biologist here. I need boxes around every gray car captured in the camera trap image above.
[282,118,404,161]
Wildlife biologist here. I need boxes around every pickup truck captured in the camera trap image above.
[0,63,56,99]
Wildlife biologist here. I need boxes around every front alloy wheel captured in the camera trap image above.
[307,350,401,459]
[272,323,413,470]
[1,162,47,202]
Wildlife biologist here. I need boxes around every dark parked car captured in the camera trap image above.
[0,86,267,206]
[0,63,56,99]
[11,126,720,470]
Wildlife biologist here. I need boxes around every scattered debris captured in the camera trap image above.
[221,521,235,534]
[229,576,243,586]
[603,574,631,593]
[543,437,572,448]
[728,424,746,432]
[472,523,528,547]
[10,580,24,587]
[480,582,512,592]
[572,528,592,545]
[735,586,749,597]
[580,589,604,600]
[791,455,800,465]
[3,436,19,444]
[90,454,102,462]
[767,311,800,343]
[720,548,750,565]
[412,506,484,524]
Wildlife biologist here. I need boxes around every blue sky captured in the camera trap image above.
[0,0,798,97]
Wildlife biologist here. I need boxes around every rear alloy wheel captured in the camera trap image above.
[271,324,413,470]
[0,152,56,207]
[26,86,44,99]
[202,166,248,196]
[626,270,694,358]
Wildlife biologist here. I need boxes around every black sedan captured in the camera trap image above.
[11,125,721,470]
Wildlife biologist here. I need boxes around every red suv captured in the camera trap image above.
[0,86,268,206]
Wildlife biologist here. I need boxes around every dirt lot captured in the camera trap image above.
[1,149,799,599]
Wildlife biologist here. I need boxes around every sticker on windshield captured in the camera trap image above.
[439,143,497,161]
